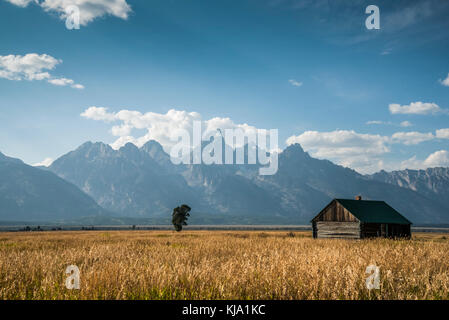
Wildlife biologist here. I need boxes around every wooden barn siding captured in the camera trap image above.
[315,201,358,222]
[316,221,361,239]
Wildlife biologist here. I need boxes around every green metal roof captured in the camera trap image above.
[335,199,412,224]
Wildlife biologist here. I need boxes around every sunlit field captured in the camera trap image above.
[0,230,448,300]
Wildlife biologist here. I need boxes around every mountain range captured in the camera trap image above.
[1,141,449,224]
[368,168,449,213]
[0,151,107,221]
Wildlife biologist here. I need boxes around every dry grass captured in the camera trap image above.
[0,230,448,300]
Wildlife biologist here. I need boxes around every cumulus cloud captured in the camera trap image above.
[81,107,265,152]
[285,130,391,173]
[0,53,83,89]
[391,131,435,145]
[424,150,449,167]
[389,101,447,115]
[32,157,53,167]
[440,73,449,87]
[400,151,449,170]
[0,53,57,81]
[288,79,303,87]
[286,128,449,173]
[5,0,132,26]
[398,156,423,170]
[286,130,390,157]
[81,106,115,121]
[436,128,449,139]
[82,106,449,173]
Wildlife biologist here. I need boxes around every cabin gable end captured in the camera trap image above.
[312,200,359,223]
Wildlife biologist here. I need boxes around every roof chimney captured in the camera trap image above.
[355,195,362,200]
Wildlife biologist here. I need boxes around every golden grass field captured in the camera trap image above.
[0,230,448,300]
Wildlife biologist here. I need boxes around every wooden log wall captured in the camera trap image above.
[316,221,361,239]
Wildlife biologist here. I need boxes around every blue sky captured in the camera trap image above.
[1,0,449,173]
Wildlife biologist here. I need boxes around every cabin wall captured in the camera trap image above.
[315,201,359,222]
[388,224,411,238]
[315,221,361,239]
[360,223,411,238]
[360,223,381,238]
[312,221,317,238]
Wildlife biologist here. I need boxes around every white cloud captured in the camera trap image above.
[366,120,412,127]
[81,107,264,151]
[286,130,390,173]
[288,79,303,87]
[398,156,423,170]
[399,150,449,170]
[424,150,449,167]
[47,77,73,86]
[391,131,435,145]
[366,120,386,125]
[400,121,412,127]
[389,101,446,115]
[286,130,390,157]
[81,106,115,122]
[436,128,449,139]
[0,53,83,89]
[48,77,84,89]
[285,128,449,173]
[0,53,57,81]
[440,73,449,87]
[33,157,53,167]
[5,0,132,26]
[82,106,449,173]
[5,0,33,7]
[71,83,85,89]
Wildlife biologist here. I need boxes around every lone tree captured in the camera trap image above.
[171,204,191,232]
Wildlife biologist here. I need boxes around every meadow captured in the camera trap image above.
[0,230,448,300]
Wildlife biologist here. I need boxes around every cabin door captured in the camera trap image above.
[380,224,387,237]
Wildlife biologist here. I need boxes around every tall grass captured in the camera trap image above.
[0,231,448,300]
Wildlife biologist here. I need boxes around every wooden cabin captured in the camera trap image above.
[311,196,412,239]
